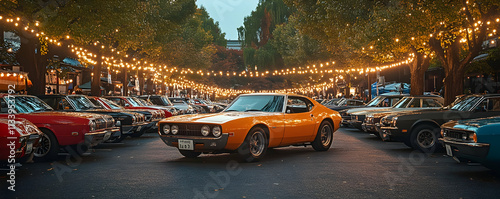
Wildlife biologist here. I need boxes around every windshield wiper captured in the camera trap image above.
[224,110,239,112]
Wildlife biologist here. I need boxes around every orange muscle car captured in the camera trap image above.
[158,93,342,162]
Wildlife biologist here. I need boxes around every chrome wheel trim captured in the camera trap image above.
[320,124,332,147]
[34,134,51,157]
[417,129,436,149]
[249,131,265,157]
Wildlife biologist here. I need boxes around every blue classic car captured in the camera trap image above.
[440,116,500,171]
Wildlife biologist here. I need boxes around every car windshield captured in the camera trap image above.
[450,96,481,111]
[225,95,284,112]
[100,98,123,109]
[393,97,413,108]
[366,96,384,107]
[148,97,167,106]
[169,98,185,104]
[335,99,347,106]
[88,98,105,109]
[162,97,174,106]
[67,96,98,110]
[125,97,142,106]
[4,96,54,113]
[323,98,342,106]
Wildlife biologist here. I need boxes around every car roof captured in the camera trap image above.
[405,95,443,98]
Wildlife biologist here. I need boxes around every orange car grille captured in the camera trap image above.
[177,124,204,136]
[161,123,221,137]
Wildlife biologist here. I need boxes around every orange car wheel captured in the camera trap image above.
[312,121,333,151]
[237,126,268,162]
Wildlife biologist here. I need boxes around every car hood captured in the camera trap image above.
[369,108,437,118]
[163,111,283,124]
[31,111,100,119]
[443,116,500,131]
[349,107,392,115]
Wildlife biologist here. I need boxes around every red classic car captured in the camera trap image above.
[0,118,42,162]
[0,94,119,160]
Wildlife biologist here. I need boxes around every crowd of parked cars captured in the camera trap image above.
[0,93,227,163]
[2,91,499,171]
[330,93,500,171]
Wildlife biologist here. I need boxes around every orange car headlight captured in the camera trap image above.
[201,125,210,136]
[163,124,170,134]
[171,125,179,135]
[212,126,221,137]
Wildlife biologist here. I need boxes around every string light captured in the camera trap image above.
[2,13,499,95]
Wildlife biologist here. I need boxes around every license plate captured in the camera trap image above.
[178,139,194,150]
[445,144,453,156]
[26,142,33,154]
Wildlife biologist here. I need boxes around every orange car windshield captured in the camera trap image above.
[225,95,284,112]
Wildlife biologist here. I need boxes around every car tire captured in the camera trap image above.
[410,124,441,153]
[237,126,268,162]
[179,150,201,158]
[34,129,59,161]
[105,131,126,143]
[312,121,333,151]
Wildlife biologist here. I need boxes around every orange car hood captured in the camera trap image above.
[164,111,283,124]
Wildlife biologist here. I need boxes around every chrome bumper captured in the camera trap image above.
[159,134,229,152]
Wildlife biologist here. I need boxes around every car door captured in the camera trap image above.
[282,96,317,145]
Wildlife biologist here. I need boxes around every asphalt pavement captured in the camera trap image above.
[2,127,499,199]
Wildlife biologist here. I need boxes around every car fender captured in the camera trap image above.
[223,115,285,150]
[410,119,440,133]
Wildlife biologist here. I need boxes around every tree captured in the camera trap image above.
[198,7,227,47]
[270,15,331,67]
[1,0,197,95]
[238,0,292,71]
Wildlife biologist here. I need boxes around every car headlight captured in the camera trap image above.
[89,120,96,131]
[391,117,398,126]
[171,125,179,135]
[212,126,221,137]
[201,125,210,136]
[163,124,170,134]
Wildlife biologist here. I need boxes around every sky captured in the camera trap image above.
[196,0,260,40]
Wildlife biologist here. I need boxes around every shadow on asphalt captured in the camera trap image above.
[165,147,322,165]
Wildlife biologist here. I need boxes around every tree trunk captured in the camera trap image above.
[409,48,430,96]
[367,72,371,101]
[139,71,144,95]
[0,24,4,46]
[17,36,46,95]
[91,51,102,96]
[443,68,465,105]
[122,68,128,96]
